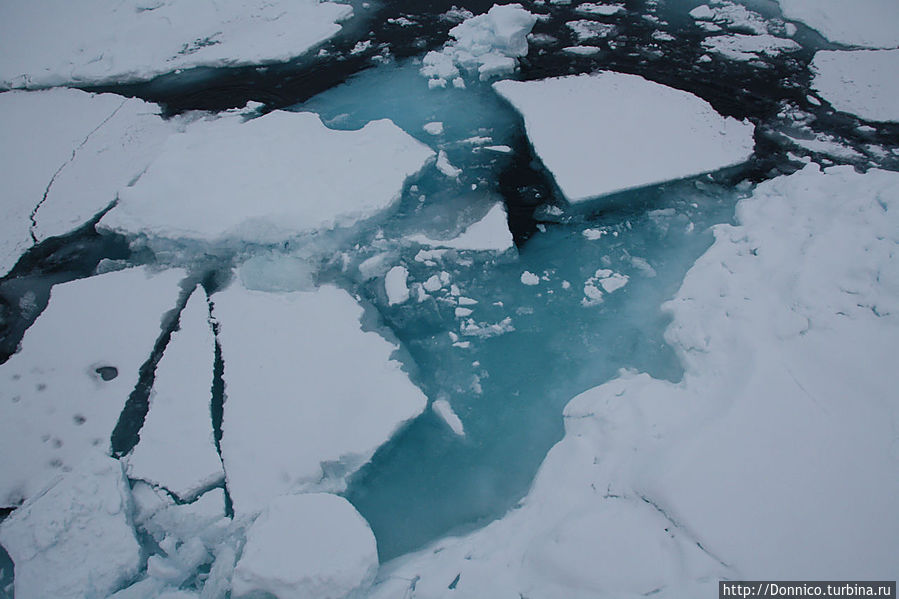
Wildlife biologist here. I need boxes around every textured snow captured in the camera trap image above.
[0,0,353,89]
[0,88,174,276]
[409,203,514,252]
[232,494,377,599]
[0,267,185,507]
[701,33,801,62]
[367,164,899,597]
[0,453,140,599]
[775,0,899,49]
[214,281,427,516]
[811,49,899,122]
[102,111,434,244]
[125,285,224,501]
[385,266,411,305]
[494,72,755,202]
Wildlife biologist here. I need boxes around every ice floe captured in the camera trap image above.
[701,33,800,62]
[493,72,755,202]
[367,164,899,596]
[409,203,514,252]
[811,49,899,122]
[213,280,427,516]
[690,1,769,35]
[0,267,185,507]
[433,399,466,437]
[775,0,899,49]
[125,285,223,501]
[232,493,377,599]
[385,266,411,305]
[101,110,434,245]
[0,453,140,599]
[0,0,353,89]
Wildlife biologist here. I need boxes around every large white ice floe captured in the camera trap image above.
[125,285,224,501]
[493,72,755,202]
[213,280,428,516]
[701,33,800,62]
[775,0,899,49]
[367,164,899,596]
[0,88,175,276]
[101,111,435,245]
[811,49,899,123]
[0,0,353,89]
[0,266,185,507]
[421,4,537,86]
[232,493,377,599]
[0,452,141,599]
[408,202,514,252]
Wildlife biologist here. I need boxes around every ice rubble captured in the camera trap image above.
[811,49,899,123]
[493,72,755,202]
[408,203,514,252]
[213,280,428,516]
[232,493,377,599]
[0,267,185,507]
[420,4,537,86]
[0,88,175,276]
[775,0,899,49]
[0,453,140,599]
[101,110,435,245]
[0,0,353,89]
[125,285,224,501]
[367,164,899,597]
[689,2,769,35]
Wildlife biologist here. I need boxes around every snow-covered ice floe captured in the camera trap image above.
[0,453,140,599]
[408,202,514,252]
[213,280,427,516]
[0,88,177,276]
[811,49,899,123]
[232,493,377,599]
[775,0,899,49]
[0,0,353,89]
[701,33,800,62]
[101,110,434,245]
[493,72,755,203]
[0,267,185,507]
[367,164,899,596]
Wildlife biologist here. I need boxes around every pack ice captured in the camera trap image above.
[775,0,899,49]
[0,0,353,89]
[811,49,899,123]
[493,72,755,203]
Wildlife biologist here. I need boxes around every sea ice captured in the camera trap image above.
[566,20,618,42]
[701,33,801,62]
[576,3,625,16]
[232,494,377,599]
[213,281,427,516]
[494,72,755,202]
[0,267,185,507]
[811,49,899,122]
[689,2,769,35]
[385,266,411,305]
[409,203,514,252]
[0,0,353,89]
[101,111,434,244]
[0,453,140,599]
[125,285,224,501]
[775,0,899,49]
[433,399,466,436]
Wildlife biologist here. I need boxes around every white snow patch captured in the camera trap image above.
[811,49,899,122]
[409,203,514,252]
[433,399,466,436]
[385,266,411,305]
[775,0,899,49]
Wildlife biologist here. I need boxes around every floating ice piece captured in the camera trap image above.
[436,150,463,178]
[423,121,445,135]
[232,494,377,599]
[409,203,514,252]
[562,45,603,55]
[125,285,223,501]
[567,20,618,42]
[494,72,755,202]
[0,453,140,599]
[701,33,800,61]
[433,399,466,436]
[0,267,185,507]
[214,281,427,516]
[385,266,411,305]
[102,111,434,244]
[576,3,625,16]
[521,271,540,285]
[775,0,899,49]
[0,0,353,88]
[583,269,629,305]
[689,2,769,35]
[811,49,899,122]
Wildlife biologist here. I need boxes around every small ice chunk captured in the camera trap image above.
[385,266,411,305]
[521,271,540,285]
[232,494,377,599]
[567,20,618,42]
[562,45,602,55]
[811,49,899,123]
[583,228,607,240]
[701,33,801,62]
[433,399,466,436]
[455,307,474,318]
[437,150,463,178]
[0,453,140,599]
[576,3,625,16]
[410,203,514,252]
[423,121,445,135]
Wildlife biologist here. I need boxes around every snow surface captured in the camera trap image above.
[102,110,434,244]
[701,33,800,62]
[0,0,353,89]
[775,0,899,49]
[125,285,224,501]
[385,266,411,305]
[214,281,427,516]
[408,203,514,252]
[367,164,899,596]
[811,49,899,122]
[0,267,185,507]
[0,452,140,599]
[494,72,755,202]
[232,493,377,599]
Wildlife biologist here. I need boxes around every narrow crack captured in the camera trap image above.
[638,493,731,569]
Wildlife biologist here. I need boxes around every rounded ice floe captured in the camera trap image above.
[385,266,411,305]
[775,0,899,49]
[493,72,755,203]
[811,49,899,123]
[232,493,377,599]
[101,110,435,245]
